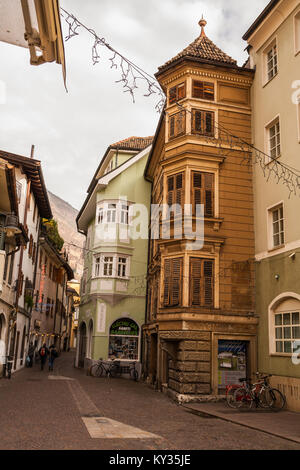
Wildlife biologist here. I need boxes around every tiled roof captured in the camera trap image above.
[110,136,153,151]
[158,20,237,73]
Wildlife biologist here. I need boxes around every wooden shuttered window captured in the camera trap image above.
[192,80,214,100]
[190,258,214,307]
[192,109,214,137]
[163,258,183,307]
[169,111,186,139]
[192,171,214,217]
[167,173,185,209]
[169,82,186,104]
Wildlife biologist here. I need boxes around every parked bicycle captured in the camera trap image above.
[90,359,122,378]
[233,373,286,411]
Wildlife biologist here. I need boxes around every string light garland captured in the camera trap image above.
[60,7,165,112]
[173,103,300,198]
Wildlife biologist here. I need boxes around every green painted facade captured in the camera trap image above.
[78,146,151,366]
[256,252,300,378]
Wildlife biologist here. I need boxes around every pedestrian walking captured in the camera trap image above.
[48,345,58,371]
[26,342,35,368]
[38,343,49,371]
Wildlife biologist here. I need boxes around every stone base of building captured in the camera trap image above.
[161,385,226,404]
[270,375,300,413]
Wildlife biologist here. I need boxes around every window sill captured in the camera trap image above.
[268,244,285,253]
[263,72,278,89]
[270,353,294,358]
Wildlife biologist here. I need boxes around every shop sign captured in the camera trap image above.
[110,319,139,336]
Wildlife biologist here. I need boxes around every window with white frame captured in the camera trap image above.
[107,204,117,223]
[103,256,114,276]
[275,311,300,354]
[120,205,129,225]
[267,118,281,160]
[117,257,127,278]
[98,207,104,224]
[265,42,278,82]
[94,256,101,277]
[271,204,284,248]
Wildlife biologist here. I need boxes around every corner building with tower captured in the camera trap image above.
[143,18,258,401]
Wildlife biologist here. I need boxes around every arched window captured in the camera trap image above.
[109,319,139,361]
[269,294,300,355]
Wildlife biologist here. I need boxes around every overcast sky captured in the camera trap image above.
[0,0,268,210]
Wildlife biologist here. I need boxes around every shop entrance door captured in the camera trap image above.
[218,340,249,394]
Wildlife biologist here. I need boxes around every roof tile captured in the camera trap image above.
[110,136,153,151]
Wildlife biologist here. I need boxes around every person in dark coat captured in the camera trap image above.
[38,343,49,371]
[27,342,35,368]
[48,345,58,371]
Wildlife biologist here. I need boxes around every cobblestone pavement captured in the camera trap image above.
[0,351,300,450]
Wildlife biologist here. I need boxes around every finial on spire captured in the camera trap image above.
[199,15,207,37]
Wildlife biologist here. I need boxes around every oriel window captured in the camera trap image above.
[192,109,215,137]
[103,256,114,276]
[169,111,186,139]
[192,80,214,100]
[163,258,183,307]
[190,258,214,307]
[169,82,186,105]
[192,172,214,218]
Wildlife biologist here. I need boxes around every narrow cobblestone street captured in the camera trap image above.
[0,351,299,451]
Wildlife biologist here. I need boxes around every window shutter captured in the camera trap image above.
[192,172,202,214]
[190,258,202,305]
[175,173,184,209]
[204,173,214,217]
[171,258,182,306]
[169,86,177,104]
[169,115,175,137]
[167,176,174,206]
[163,259,171,306]
[204,260,213,306]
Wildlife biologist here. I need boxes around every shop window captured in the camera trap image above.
[163,258,183,307]
[109,318,139,360]
[191,171,214,217]
[192,109,215,137]
[169,82,186,105]
[169,111,186,139]
[192,80,214,100]
[190,258,214,307]
[275,312,300,354]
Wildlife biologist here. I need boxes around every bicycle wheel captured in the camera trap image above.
[226,385,240,408]
[265,388,286,411]
[131,369,138,382]
[110,364,122,378]
[233,387,252,409]
[90,364,104,377]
